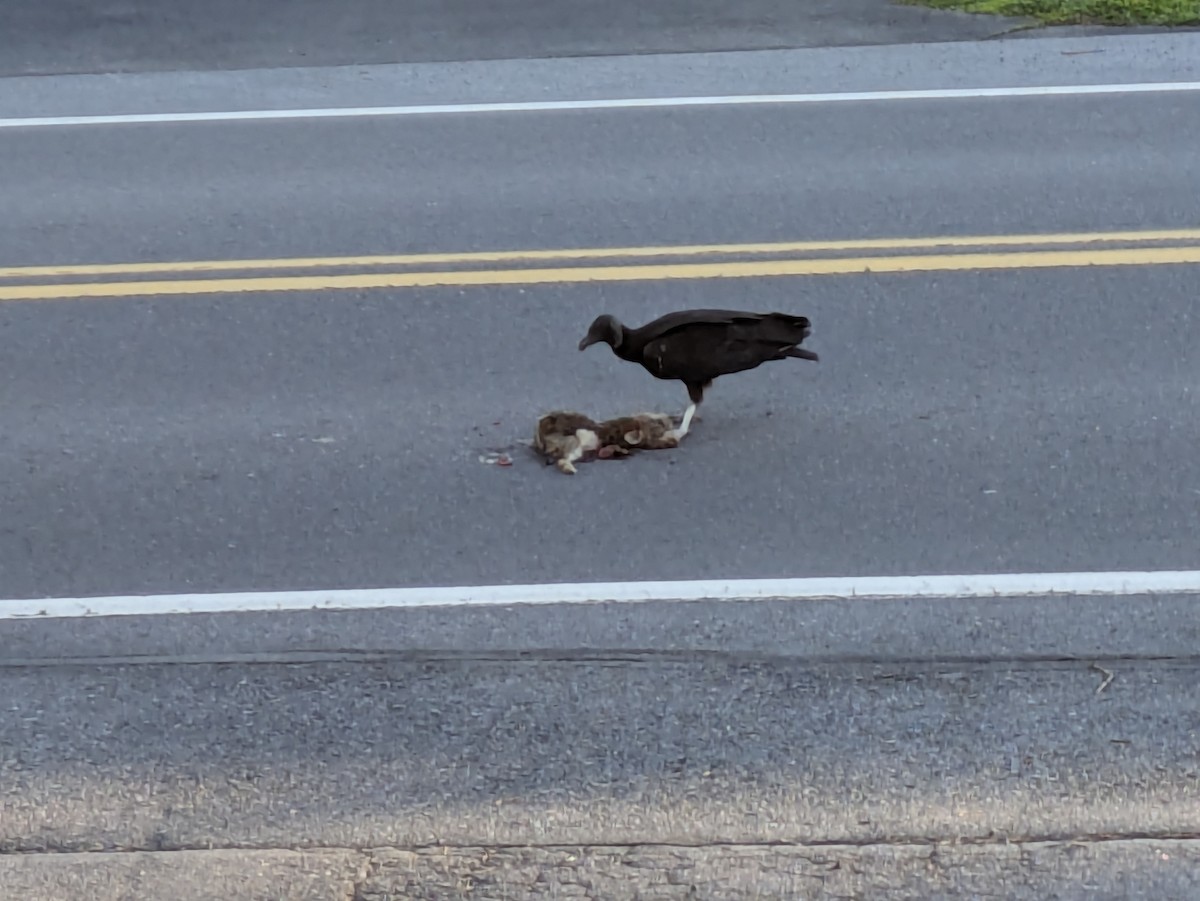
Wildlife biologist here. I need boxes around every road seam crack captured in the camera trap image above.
[4,832,1200,856]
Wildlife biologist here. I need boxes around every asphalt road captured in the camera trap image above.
[0,0,1037,76]
[3,260,1199,601]
[4,651,1200,892]
[4,34,1200,899]
[2,40,1200,600]
[2,595,1200,899]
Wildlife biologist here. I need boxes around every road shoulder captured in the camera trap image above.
[4,33,1200,124]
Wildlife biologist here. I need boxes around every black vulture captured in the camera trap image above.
[577,309,819,438]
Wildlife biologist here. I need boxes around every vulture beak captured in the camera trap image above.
[578,335,597,351]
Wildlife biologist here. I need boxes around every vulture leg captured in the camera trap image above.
[677,402,697,438]
[675,381,710,440]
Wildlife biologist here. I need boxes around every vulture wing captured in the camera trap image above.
[636,309,769,344]
[638,312,815,382]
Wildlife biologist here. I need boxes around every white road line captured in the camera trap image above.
[3,81,1200,129]
[2,570,1198,620]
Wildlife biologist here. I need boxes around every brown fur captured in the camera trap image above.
[533,410,681,475]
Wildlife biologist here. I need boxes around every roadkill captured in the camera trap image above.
[533,409,682,475]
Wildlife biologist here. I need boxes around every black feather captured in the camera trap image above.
[578,308,819,407]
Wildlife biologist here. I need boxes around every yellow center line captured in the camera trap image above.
[3,226,1200,280]
[3,245,1200,302]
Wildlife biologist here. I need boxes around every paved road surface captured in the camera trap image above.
[3,596,1200,898]
[10,0,1197,79]
[1,0,1039,76]
[2,39,1199,600]
[3,32,1200,900]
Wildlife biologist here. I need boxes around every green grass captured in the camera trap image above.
[903,0,1200,26]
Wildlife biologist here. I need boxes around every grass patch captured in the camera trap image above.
[903,0,1200,26]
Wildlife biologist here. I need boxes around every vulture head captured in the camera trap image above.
[578,314,623,351]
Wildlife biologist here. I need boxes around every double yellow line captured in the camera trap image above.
[3,227,1200,301]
